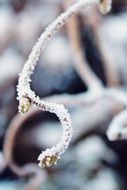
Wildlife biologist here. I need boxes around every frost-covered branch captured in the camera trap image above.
[17,0,112,168]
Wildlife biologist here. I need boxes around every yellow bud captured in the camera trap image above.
[39,155,58,168]
[19,97,31,113]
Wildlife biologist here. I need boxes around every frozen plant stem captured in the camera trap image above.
[17,0,112,168]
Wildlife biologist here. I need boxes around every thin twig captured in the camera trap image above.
[3,110,47,190]
[45,88,127,107]
[91,21,120,87]
[65,0,103,91]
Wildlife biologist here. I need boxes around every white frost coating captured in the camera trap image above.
[17,0,112,167]
[107,109,127,141]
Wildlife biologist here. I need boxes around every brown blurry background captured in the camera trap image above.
[0,0,127,190]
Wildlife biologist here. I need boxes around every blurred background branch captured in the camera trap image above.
[0,0,127,190]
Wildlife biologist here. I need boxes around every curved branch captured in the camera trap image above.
[17,0,111,168]
[3,110,47,190]
[17,0,98,169]
[65,0,103,90]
